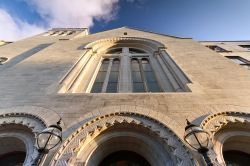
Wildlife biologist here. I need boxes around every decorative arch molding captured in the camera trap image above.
[0,112,46,133]
[0,106,64,166]
[0,105,64,129]
[200,111,250,165]
[67,105,184,138]
[201,111,250,135]
[84,37,166,54]
[52,112,194,166]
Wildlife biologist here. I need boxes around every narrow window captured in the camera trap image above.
[106,59,120,93]
[129,48,146,54]
[106,48,122,54]
[91,59,109,93]
[226,56,250,69]
[131,58,145,92]
[67,31,76,35]
[0,57,8,65]
[141,58,162,92]
[206,45,228,52]
[239,45,250,50]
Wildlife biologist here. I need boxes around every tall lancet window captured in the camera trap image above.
[141,58,162,92]
[91,58,120,93]
[107,58,120,93]
[131,58,162,92]
[132,58,145,92]
[91,59,109,93]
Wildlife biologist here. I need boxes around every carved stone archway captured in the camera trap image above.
[0,106,64,166]
[201,111,250,134]
[201,111,250,165]
[52,112,194,166]
[0,112,47,166]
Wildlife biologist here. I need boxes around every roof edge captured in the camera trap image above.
[90,26,192,39]
[199,40,250,42]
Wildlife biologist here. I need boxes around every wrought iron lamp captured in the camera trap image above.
[32,119,62,166]
[184,119,213,166]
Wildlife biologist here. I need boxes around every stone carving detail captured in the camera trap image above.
[0,112,47,166]
[85,37,165,48]
[0,112,47,133]
[201,111,250,165]
[201,111,250,135]
[52,112,194,166]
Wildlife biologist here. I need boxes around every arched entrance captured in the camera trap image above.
[84,122,175,166]
[99,150,150,166]
[53,112,194,166]
[201,111,250,165]
[0,137,26,166]
[0,110,49,166]
[223,150,250,166]
[222,135,250,165]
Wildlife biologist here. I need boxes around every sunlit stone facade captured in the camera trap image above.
[1,27,250,166]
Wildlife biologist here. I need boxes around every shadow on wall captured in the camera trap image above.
[0,43,53,72]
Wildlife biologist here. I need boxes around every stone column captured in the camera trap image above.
[119,47,132,92]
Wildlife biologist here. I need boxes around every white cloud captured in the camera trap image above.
[0,9,46,41]
[25,0,119,28]
[0,0,119,41]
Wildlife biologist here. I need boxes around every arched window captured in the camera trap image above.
[106,48,123,54]
[129,48,146,54]
[90,47,164,93]
[59,40,191,93]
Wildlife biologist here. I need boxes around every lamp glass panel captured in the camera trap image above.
[185,133,201,150]
[37,127,61,150]
[185,126,209,150]
[37,132,50,149]
[45,134,61,150]
[194,132,209,148]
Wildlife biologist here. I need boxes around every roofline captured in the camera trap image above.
[199,40,250,42]
[90,26,192,39]
[123,26,192,39]
[51,28,88,31]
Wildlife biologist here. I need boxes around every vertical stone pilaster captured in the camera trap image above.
[119,47,132,92]
[102,59,113,92]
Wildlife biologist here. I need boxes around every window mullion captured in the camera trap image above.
[139,58,148,92]
[102,59,113,92]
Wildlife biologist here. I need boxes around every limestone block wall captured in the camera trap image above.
[0,27,250,165]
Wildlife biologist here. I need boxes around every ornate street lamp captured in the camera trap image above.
[184,119,213,166]
[32,119,62,166]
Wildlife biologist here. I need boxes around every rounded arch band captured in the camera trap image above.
[201,111,250,165]
[0,106,63,166]
[52,112,194,166]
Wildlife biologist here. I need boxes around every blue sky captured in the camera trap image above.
[0,0,250,41]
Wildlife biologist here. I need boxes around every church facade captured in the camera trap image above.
[0,27,250,166]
